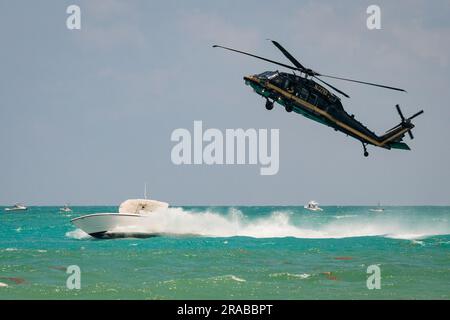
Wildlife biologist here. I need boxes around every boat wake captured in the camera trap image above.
[66,207,450,240]
[66,228,91,240]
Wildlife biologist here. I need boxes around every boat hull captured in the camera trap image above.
[304,206,323,212]
[71,213,159,239]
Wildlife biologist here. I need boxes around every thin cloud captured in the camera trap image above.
[77,0,146,50]
[178,11,261,49]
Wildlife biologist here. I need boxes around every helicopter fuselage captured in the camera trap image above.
[244,71,412,151]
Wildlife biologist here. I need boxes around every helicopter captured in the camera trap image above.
[213,40,423,157]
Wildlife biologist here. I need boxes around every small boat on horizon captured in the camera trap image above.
[4,203,28,212]
[59,204,73,213]
[304,201,323,212]
[370,202,385,213]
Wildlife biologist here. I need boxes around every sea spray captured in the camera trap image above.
[66,207,450,240]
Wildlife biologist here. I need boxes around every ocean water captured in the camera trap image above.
[0,206,449,299]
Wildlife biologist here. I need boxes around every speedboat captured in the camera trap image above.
[304,201,323,212]
[60,204,73,213]
[4,204,28,211]
[71,198,169,239]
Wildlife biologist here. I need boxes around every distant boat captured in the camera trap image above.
[370,202,385,213]
[59,204,72,213]
[304,201,323,212]
[4,204,28,212]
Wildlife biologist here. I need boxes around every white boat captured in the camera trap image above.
[60,204,73,213]
[71,198,169,239]
[369,202,385,213]
[304,200,323,212]
[4,204,28,211]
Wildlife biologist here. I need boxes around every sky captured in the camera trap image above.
[0,0,449,206]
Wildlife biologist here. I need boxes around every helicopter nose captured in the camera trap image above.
[244,75,258,84]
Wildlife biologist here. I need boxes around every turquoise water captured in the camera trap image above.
[0,206,449,299]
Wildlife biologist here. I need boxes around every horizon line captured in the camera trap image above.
[1,204,450,207]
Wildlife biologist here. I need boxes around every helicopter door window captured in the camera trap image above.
[309,93,318,105]
[300,88,309,100]
[284,79,295,93]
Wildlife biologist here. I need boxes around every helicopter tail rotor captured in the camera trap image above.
[395,104,424,140]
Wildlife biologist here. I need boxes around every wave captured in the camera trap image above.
[334,214,357,219]
[269,272,311,279]
[66,207,450,240]
[210,275,246,282]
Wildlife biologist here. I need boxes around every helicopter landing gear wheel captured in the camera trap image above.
[265,99,274,110]
[362,143,369,157]
[285,105,293,113]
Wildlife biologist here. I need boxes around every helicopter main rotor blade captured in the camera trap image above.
[212,45,298,72]
[313,76,350,98]
[268,40,405,92]
[320,74,406,92]
[214,42,405,98]
[268,40,309,73]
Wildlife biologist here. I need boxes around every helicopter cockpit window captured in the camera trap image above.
[258,71,278,80]
[271,75,283,85]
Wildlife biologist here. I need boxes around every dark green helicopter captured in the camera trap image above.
[213,40,423,157]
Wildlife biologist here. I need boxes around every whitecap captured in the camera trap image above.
[269,272,311,279]
[334,215,357,219]
[212,275,246,282]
